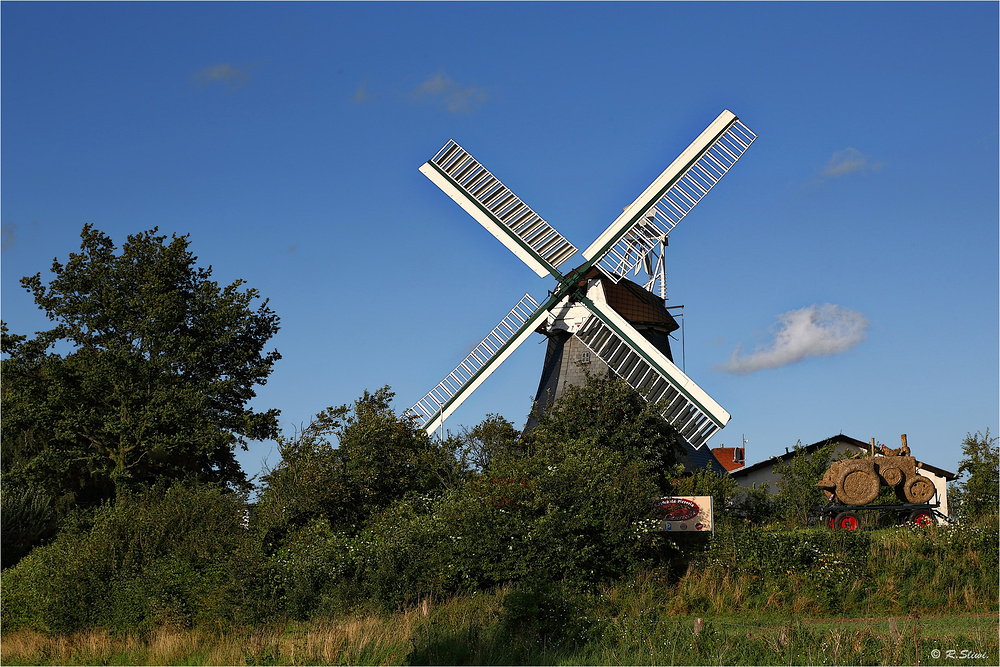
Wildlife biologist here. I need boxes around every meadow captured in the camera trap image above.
[3,522,997,666]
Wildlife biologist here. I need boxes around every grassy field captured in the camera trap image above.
[2,599,996,665]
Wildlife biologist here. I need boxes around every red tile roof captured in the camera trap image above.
[711,446,746,472]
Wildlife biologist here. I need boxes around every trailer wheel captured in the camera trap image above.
[908,510,934,526]
[834,511,861,531]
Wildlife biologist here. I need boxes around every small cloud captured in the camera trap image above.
[1,223,16,253]
[718,303,869,375]
[821,147,884,179]
[353,82,372,103]
[191,63,252,91]
[411,73,489,113]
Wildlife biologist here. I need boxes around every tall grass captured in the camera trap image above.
[2,606,995,666]
[0,614,423,666]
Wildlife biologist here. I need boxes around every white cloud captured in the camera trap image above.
[718,304,870,375]
[821,147,883,179]
[191,63,252,90]
[412,73,489,113]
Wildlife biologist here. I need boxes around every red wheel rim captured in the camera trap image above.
[913,513,932,526]
[839,516,859,530]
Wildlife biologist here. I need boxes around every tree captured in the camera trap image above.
[453,413,520,474]
[950,429,999,523]
[1,225,281,510]
[0,487,58,570]
[772,441,836,527]
[256,386,451,537]
[525,371,685,492]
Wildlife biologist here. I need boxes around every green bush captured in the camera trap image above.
[526,372,685,492]
[0,486,59,570]
[255,386,453,539]
[772,441,836,527]
[350,435,663,608]
[0,482,265,633]
[255,379,677,612]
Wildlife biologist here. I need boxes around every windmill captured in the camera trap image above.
[406,110,755,452]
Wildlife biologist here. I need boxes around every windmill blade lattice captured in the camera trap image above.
[409,110,754,443]
[406,293,550,433]
[420,140,578,279]
[575,297,730,449]
[585,112,756,281]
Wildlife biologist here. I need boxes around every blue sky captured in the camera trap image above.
[3,1,997,482]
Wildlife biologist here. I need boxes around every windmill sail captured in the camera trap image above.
[407,293,551,434]
[410,110,753,440]
[420,140,577,279]
[576,295,730,449]
[583,110,755,281]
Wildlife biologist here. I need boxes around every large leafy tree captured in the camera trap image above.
[1,225,281,508]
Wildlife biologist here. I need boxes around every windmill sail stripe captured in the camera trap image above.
[421,140,578,279]
[575,297,729,448]
[406,293,548,432]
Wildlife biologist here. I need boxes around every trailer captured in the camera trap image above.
[818,501,952,530]
[813,434,955,529]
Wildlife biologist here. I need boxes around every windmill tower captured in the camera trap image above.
[405,110,756,458]
[525,264,680,425]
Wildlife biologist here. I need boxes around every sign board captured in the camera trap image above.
[657,495,714,535]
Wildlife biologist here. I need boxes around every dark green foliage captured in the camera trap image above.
[255,377,674,613]
[667,462,741,521]
[0,483,271,634]
[253,387,464,614]
[773,441,836,526]
[341,436,661,609]
[255,386,449,539]
[343,377,672,607]
[0,486,59,570]
[5,351,994,644]
[730,482,778,524]
[1,225,280,514]
[949,429,999,524]
[452,413,520,474]
[525,371,685,492]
